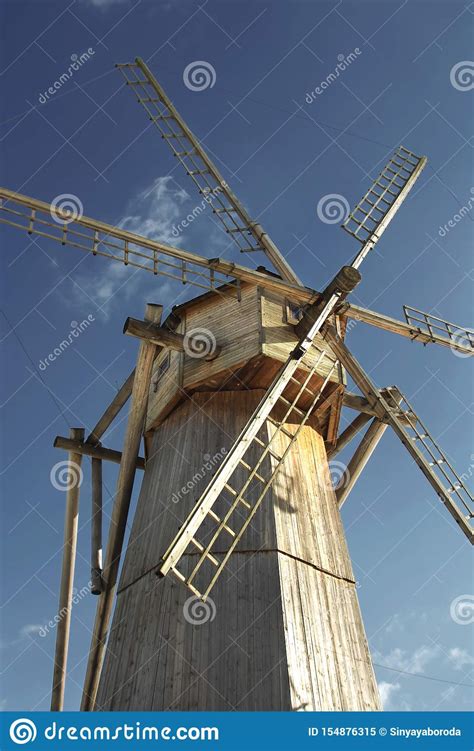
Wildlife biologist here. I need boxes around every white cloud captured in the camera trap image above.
[80,0,128,8]
[71,177,188,316]
[20,624,43,638]
[447,647,474,671]
[378,681,400,709]
[376,644,440,674]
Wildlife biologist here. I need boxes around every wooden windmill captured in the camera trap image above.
[1,58,473,714]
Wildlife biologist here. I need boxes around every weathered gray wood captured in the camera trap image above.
[81,303,162,711]
[91,457,103,595]
[53,436,145,470]
[124,317,221,360]
[96,390,380,711]
[50,427,85,711]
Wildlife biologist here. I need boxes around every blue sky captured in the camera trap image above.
[0,0,473,712]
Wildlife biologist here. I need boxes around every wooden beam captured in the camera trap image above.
[53,436,145,470]
[123,317,221,360]
[343,303,473,356]
[81,303,162,711]
[3,186,470,354]
[50,427,85,711]
[327,412,372,459]
[86,370,135,446]
[336,418,388,507]
[91,457,103,596]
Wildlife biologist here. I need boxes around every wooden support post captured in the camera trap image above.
[91,456,103,596]
[86,370,135,446]
[81,303,162,711]
[50,427,85,711]
[327,412,372,459]
[336,418,388,508]
[53,436,145,470]
[123,317,221,360]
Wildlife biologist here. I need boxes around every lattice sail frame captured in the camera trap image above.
[117,58,302,286]
[403,305,474,352]
[324,328,473,544]
[342,146,427,267]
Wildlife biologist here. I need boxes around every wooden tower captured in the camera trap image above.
[96,283,380,711]
[1,57,472,713]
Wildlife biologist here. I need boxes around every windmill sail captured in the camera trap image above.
[342,146,427,269]
[324,326,473,543]
[403,305,474,354]
[117,58,302,286]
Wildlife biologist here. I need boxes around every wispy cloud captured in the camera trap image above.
[447,647,474,671]
[375,644,440,674]
[70,176,188,317]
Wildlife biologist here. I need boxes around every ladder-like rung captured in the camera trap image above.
[126,80,150,87]
[137,97,161,103]
[429,460,445,466]
[206,509,236,537]
[187,169,211,176]
[226,227,250,234]
[174,150,197,157]
[162,133,186,140]
[213,207,238,214]
[448,485,462,493]
[189,538,220,566]
[150,115,175,121]
[278,395,306,417]
[224,483,237,496]
[238,459,266,483]
[268,418,296,440]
